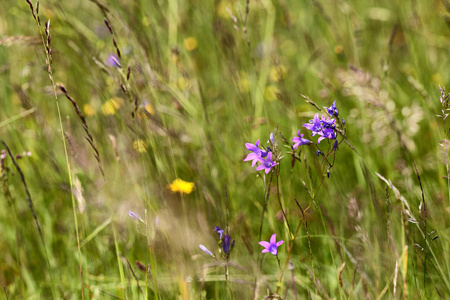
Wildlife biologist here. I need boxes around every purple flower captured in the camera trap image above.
[317,127,336,143]
[259,233,284,255]
[222,235,235,254]
[128,211,142,222]
[325,101,339,117]
[304,113,337,144]
[303,113,322,136]
[270,133,275,144]
[256,152,277,174]
[199,244,214,257]
[214,226,224,239]
[292,130,311,149]
[244,139,268,167]
[106,54,121,68]
[320,115,336,128]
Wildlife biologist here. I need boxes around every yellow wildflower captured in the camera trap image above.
[265,85,280,101]
[102,97,124,115]
[133,139,147,153]
[183,37,198,51]
[168,179,195,194]
[270,65,287,82]
[83,104,96,116]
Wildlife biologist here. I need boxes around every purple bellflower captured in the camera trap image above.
[259,233,284,255]
[222,235,235,254]
[292,130,311,149]
[199,244,214,257]
[325,101,339,117]
[303,113,322,136]
[256,152,277,174]
[214,226,224,239]
[128,211,143,222]
[303,113,337,144]
[244,139,268,167]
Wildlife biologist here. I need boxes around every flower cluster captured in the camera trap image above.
[244,139,277,174]
[303,113,336,143]
[244,101,342,173]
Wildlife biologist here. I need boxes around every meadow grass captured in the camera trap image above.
[1,0,450,299]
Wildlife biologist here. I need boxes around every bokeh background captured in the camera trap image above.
[1,0,450,298]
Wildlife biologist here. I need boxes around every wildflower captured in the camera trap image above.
[270,133,275,144]
[316,150,323,156]
[106,54,121,68]
[184,37,198,51]
[303,113,337,144]
[128,211,142,222]
[259,233,284,255]
[318,126,336,143]
[256,152,277,174]
[133,139,147,153]
[102,97,124,115]
[333,140,338,150]
[222,235,235,254]
[214,226,224,239]
[325,101,339,117]
[244,139,268,167]
[83,104,96,116]
[168,179,195,194]
[292,130,311,149]
[199,244,214,257]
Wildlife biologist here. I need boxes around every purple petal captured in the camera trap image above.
[270,248,278,255]
[245,143,258,151]
[251,159,258,167]
[270,233,277,244]
[261,249,270,253]
[276,240,284,247]
[256,165,265,171]
[259,241,270,248]
[244,153,257,161]
[265,168,270,174]
[267,152,272,161]
[303,123,314,131]
[255,139,260,148]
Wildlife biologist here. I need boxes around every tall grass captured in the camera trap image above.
[1,0,450,298]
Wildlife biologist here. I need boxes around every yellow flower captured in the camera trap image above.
[133,139,147,153]
[265,85,280,101]
[102,97,124,115]
[168,179,195,194]
[270,65,287,82]
[83,104,96,116]
[183,37,198,51]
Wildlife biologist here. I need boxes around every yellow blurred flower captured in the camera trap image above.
[102,97,124,115]
[177,77,190,90]
[270,65,287,82]
[133,139,147,153]
[184,37,198,51]
[216,1,233,19]
[144,103,155,115]
[265,85,280,101]
[83,104,96,116]
[168,179,195,194]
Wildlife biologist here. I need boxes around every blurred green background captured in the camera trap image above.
[1,0,450,298]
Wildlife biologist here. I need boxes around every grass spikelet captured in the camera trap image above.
[57,84,104,177]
